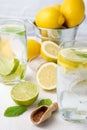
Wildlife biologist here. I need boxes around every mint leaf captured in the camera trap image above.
[4,106,27,117]
[38,98,52,106]
[76,53,87,58]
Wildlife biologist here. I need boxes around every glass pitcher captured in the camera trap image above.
[0,18,27,84]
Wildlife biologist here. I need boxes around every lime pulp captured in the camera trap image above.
[11,81,39,106]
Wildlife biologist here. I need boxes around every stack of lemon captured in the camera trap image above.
[35,0,85,28]
[27,0,85,91]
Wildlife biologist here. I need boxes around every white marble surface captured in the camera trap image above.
[0,0,87,130]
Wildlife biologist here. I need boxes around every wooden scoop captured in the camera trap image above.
[30,102,58,125]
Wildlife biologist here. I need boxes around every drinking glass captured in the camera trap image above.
[57,40,87,122]
[0,18,27,84]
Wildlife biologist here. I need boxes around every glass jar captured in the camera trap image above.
[57,40,87,122]
[0,18,27,84]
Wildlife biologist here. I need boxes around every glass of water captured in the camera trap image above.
[57,40,87,122]
[0,18,27,84]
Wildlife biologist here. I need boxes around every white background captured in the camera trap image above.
[0,0,87,130]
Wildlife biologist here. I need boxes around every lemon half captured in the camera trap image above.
[36,62,57,90]
[41,41,59,62]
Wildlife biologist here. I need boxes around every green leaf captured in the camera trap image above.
[4,106,27,117]
[38,98,52,107]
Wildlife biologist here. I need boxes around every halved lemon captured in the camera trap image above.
[58,47,87,69]
[41,41,59,62]
[36,62,57,90]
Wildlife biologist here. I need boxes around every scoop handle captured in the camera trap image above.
[49,102,58,112]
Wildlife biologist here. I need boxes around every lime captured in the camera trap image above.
[0,57,19,76]
[11,81,39,106]
[58,47,87,69]
[0,25,25,36]
[2,64,26,80]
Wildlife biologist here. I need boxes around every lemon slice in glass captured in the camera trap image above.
[36,62,57,90]
[58,48,87,69]
[41,41,59,62]
[11,81,39,106]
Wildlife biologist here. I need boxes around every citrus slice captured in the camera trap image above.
[2,64,26,80]
[41,41,59,62]
[27,38,41,60]
[58,47,87,69]
[0,24,25,35]
[36,62,57,90]
[11,81,39,106]
[0,37,14,59]
[0,57,19,76]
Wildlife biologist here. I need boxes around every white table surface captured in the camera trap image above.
[0,0,87,130]
[1,59,87,130]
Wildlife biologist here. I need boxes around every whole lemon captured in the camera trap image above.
[61,0,85,28]
[35,7,65,29]
[27,38,41,60]
[52,4,61,12]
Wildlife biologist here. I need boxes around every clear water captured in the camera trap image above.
[57,65,87,122]
[0,24,27,84]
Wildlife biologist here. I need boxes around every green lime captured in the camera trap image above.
[0,57,19,76]
[2,64,26,80]
[11,81,39,106]
[0,25,25,36]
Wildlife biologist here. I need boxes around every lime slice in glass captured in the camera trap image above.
[0,57,19,76]
[0,25,25,36]
[11,81,39,106]
[2,64,26,80]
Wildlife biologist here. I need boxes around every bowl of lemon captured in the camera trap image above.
[30,0,85,44]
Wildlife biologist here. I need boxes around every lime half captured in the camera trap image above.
[0,57,19,76]
[11,81,39,106]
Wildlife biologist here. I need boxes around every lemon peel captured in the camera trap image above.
[35,7,65,29]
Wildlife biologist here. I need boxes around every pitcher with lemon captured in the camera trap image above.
[0,18,27,84]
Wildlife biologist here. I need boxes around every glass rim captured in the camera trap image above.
[59,39,87,47]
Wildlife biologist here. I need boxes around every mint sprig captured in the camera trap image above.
[38,98,52,106]
[4,106,27,117]
[76,53,87,58]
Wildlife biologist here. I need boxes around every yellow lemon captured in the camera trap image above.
[0,37,14,59]
[41,41,59,62]
[36,62,57,90]
[27,38,41,60]
[35,7,65,29]
[52,4,61,12]
[61,0,85,27]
